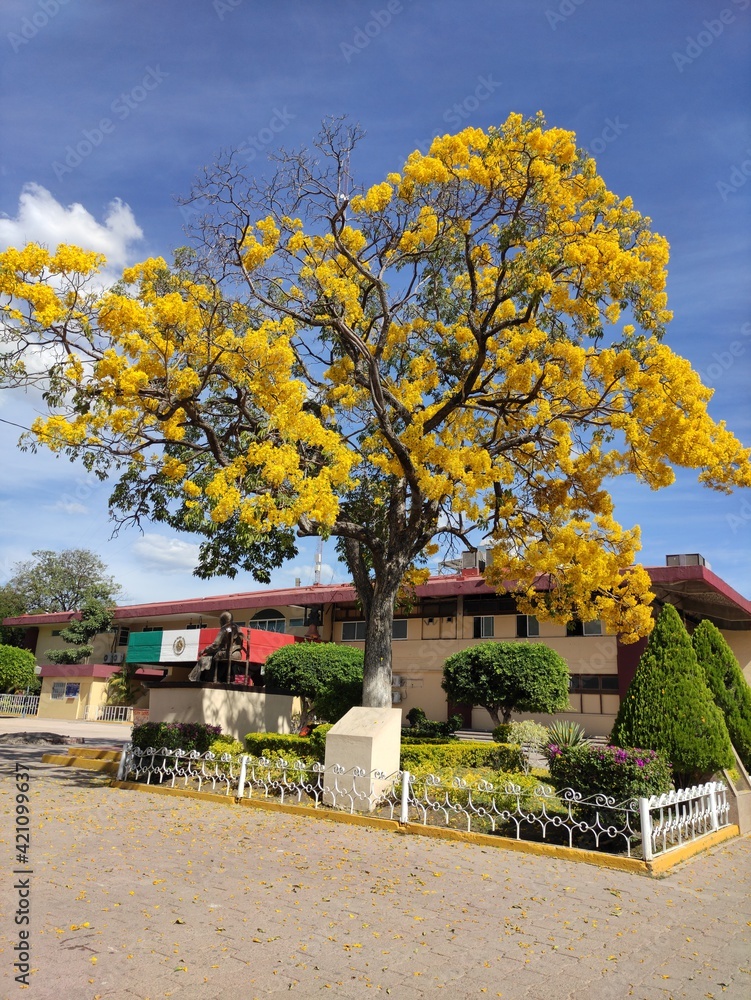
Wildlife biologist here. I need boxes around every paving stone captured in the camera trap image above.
[2,746,750,1000]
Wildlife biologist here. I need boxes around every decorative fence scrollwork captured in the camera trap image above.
[117,743,730,861]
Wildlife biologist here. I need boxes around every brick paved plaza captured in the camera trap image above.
[1,740,749,1000]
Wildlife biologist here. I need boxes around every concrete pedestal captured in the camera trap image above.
[323,706,402,812]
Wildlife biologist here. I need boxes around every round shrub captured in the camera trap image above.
[0,644,37,693]
[442,641,570,727]
[492,720,550,748]
[264,642,363,723]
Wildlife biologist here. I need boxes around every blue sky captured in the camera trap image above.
[1,0,750,605]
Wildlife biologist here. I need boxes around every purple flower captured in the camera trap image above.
[636,759,645,768]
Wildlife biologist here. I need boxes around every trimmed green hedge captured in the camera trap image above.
[131,722,221,754]
[244,725,333,762]
[244,733,313,758]
[400,741,524,772]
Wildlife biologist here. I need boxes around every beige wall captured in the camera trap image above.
[471,707,617,739]
[148,687,302,741]
[724,630,751,683]
[370,628,619,730]
[34,625,119,665]
[37,675,113,720]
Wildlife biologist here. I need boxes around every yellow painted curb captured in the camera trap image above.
[402,821,650,874]
[42,754,119,773]
[108,780,740,876]
[110,779,236,808]
[61,747,122,760]
[646,824,740,875]
[237,793,402,833]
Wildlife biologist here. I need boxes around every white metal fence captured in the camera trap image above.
[639,783,730,861]
[83,705,134,723]
[118,744,731,862]
[0,693,40,716]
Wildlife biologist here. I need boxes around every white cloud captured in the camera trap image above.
[47,499,89,515]
[0,183,143,273]
[131,533,201,573]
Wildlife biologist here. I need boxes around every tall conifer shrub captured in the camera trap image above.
[692,619,751,772]
[610,604,732,786]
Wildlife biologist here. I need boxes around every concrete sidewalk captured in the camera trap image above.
[0,715,131,747]
[0,742,749,1000]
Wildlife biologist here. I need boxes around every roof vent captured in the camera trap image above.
[666,553,708,568]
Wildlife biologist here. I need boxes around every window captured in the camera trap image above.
[51,629,63,637]
[568,619,603,637]
[117,626,130,646]
[583,620,603,636]
[251,609,286,633]
[473,616,495,638]
[342,621,367,641]
[569,674,619,692]
[341,620,407,641]
[51,682,79,700]
[464,596,516,616]
[288,617,305,628]
[516,615,539,638]
[142,626,163,633]
[392,619,408,640]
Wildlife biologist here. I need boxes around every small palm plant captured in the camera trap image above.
[543,720,590,764]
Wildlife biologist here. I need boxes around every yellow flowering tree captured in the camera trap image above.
[1,114,750,708]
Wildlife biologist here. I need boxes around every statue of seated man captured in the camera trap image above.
[188,611,248,683]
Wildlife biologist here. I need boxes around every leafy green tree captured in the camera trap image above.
[0,585,27,646]
[692,619,751,771]
[45,598,114,665]
[611,604,733,787]
[8,549,122,613]
[3,116,751,712]
[441,641,570,727]
[0,644,38,693]
[264,642,363,725]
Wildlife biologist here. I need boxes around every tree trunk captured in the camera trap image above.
[361,588,398,708]
[486,706,502,727]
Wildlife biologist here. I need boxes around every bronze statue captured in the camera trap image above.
[188,611,247,683]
